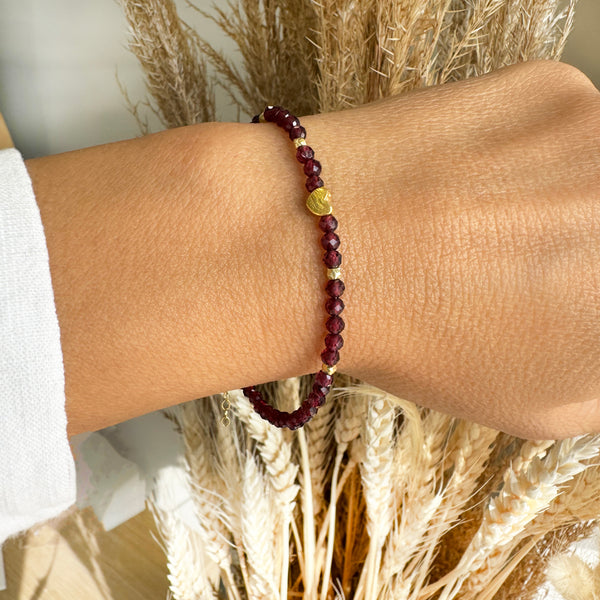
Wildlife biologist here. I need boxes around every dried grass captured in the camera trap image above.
[119,0,597,598]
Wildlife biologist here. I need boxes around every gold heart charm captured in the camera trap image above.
[306,187,333,216]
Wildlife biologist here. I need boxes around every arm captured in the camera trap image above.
[27,59,600,439]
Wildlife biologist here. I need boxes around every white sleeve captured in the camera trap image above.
[0,147,76,544]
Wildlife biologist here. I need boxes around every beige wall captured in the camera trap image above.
[563,0,600,88]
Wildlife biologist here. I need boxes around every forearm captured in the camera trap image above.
[29,59,600,441]
[26,112,404,437]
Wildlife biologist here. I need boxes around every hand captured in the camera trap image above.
[310,59,600,439]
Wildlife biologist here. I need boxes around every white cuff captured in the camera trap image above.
[0,147,76,543]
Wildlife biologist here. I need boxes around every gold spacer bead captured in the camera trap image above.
[327,267,342,280]
[306,186,333,216]
[322,364,337,376]
[293,138,307,148]
[259,112,266,123]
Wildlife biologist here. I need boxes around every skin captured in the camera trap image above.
[25,59,600,440]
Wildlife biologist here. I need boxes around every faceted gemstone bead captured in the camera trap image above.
[263,105,283,122]
[308,392,324,410]
[323,250,342,268]
[275,109,292,128]
[319,214,338,232]
[315,370,333,387]
[306,176,324,192]
[282,115,300,132]
[313,381,330,397]
[304,159,322,178]
[325,333,344,351]
[321,348,340,366]
[296,145,314,163]
[326,297,345,316]
[242,385,255,395]
[289,125,306,140]
[271,411,286,429]
[291,405,310,428]
[307,403,320,417]
[326,278,345,297]
[321,232,340,251]
[326,315,345,334]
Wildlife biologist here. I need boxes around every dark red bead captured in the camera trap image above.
[319,214,338,232]
[289,125,306,140]
[321,232,340,251]
[313,381,330,397]
[325,333,344,351]
[309,392,326,407]
[292,405,311,428]
[307,395,323,416]
[315,370,333,387]
[263,105,283,122]
[296,145,314,163]
[326,279,345,297]
[282,115,299,132]
[242,386,255,395]
[326,315,345,334]
[323,250,342,268]
[306,176,324,192]
[325,297,344,316]
[275,109,292,128]
[321,348,340,366]
[304,159,321,178]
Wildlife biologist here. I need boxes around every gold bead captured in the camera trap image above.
[322,364,337,375]
[293,138,307,148]
[259,112,266,123]
[327,267,341,280]
[306,186,333,216]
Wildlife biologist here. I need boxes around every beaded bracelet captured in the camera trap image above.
[242,105,345,430]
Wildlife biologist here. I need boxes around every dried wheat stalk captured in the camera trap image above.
[119,0,597,599]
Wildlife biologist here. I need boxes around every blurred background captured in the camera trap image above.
[0,0,598,159]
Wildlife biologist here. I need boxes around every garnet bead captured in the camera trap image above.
[321,348,340,366]
[304,159,321,178]
[309,393,325,409]
[325,333,344,351]
[306,176,324,192]
[296,145,314,163]
[327,315,345,334]
[326,279,345,297]
[275,109,292,127]
[319,214,338,232]
[313,381,330,397]
[282,115,300,132]
[294,404,312,427]
[263,105,283,121]
[289,125,306,140]
[321,232,340,251]
[323,250,342,268]
[325,297,344,316]
[315,370,333,387]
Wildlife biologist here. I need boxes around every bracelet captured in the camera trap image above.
[242,105,345,430]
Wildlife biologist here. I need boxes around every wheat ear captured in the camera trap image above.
[354,394,396,600]
[241,451,278,599]
[230,389,299,599]
[425,435,600,600]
